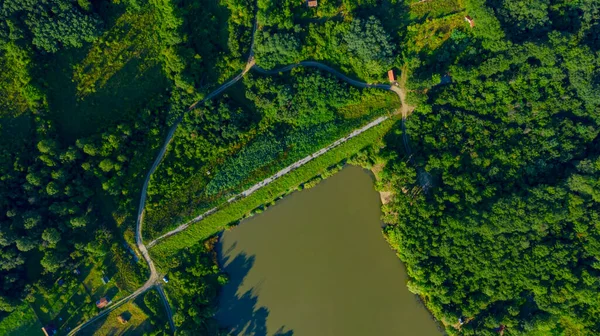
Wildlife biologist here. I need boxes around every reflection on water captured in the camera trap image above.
[216,166,441,336]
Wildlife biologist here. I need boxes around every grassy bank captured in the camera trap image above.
[143,69,399,241]
[0,304,42,336]
[150,117,398,266]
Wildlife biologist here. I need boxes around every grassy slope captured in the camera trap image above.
[43,8,169,143]
[82,301,152,336]
[150,117,398,266]
[0,305,43,336]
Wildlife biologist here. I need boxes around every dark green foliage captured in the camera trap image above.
[0,0,252,327]
[0,104,167,309]
[254,29,302,68]
[254,0,400,80]
[381,1,600,333]
[344,16,395,71]
[488,0,600,42]
[495,0,551,34]
[2,0,103,52]
[163,240,225,334]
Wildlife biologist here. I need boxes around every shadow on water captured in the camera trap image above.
[215,249,293,336]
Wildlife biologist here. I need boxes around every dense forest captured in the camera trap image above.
[1,0,600,334]
[254,0,404,80]
[0,0,254,333]
[380,0,600,334]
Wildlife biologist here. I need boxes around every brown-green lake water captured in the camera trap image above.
[216,165,442,336]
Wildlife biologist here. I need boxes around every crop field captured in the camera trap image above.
[406,12,467,55]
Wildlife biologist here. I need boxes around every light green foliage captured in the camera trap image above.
[42,228,61,245]
[0,304,43,336]
[409,0,464,18]
[0,43,39,117]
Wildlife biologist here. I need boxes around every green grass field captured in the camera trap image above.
[82,301,153,336]
[0,304,43,336]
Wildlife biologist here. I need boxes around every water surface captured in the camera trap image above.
[216,165,441,335]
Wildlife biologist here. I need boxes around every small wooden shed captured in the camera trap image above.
[388,70,396,83]
[307,0,318,7]
[464,16,475,28]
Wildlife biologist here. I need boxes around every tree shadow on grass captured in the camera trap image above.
[45,52,169,143]
[215,250,293,336]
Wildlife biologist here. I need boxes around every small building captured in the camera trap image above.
[96,297,109,309]
[464,16,475,28]
[307,0,317,7]
[101,276,110,284]
[388,70,396,83]
[162,276,169,283]
[73,268,81,275]
[117,314,130,324]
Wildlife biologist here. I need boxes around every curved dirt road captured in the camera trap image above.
[68,19,259,336]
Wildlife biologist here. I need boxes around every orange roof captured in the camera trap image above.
[307,0,317,7]
[388,70,396,82]
[464,16,475,28]
[96,297,108,308]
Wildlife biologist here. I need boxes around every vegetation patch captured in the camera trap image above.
[406,12,467,56]
[143,68,398,240]
[0,43,39,117]
[159,239,225,333]
[82,300,152,336]
[409,0,464,19]
[254,0,408,81]
[0,304,42,336]
[150,117,397,262]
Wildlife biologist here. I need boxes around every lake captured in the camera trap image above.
[216,165,441,335]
